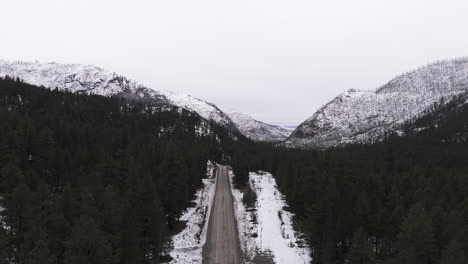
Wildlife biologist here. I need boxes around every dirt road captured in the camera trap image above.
[202,165,242,264]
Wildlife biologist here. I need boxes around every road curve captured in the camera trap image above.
[202,165,242,264]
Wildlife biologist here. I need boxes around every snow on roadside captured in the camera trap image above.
[230,170,312,264]
[169,161,217,264]
[230,170,257,261]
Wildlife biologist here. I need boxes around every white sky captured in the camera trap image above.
[1,0,467,125]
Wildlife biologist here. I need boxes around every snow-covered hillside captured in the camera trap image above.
[286,58,468,149]
[164,91,236,130]
[0,60,291,141]
[0,60,238,130]
[0,60,170,103]
[227,111,291,142]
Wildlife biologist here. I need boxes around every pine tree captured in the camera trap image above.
[0,163,23,197]
[44,206,70,263]
[120,201,142,264]
[63,215,111,264]
[438,240,466,264]
[0,226,8,264]
[100,185,122,263]
[346,227,374,264]
[133,170,170,262]
[393,204,437,264]
[160,143,188,222]
[25,240,57,264]
[8,178,33,262]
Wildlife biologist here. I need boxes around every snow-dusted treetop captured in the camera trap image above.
[227,111,291,142]
[286,58,468,149]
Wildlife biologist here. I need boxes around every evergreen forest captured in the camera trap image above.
[0,77,241,264]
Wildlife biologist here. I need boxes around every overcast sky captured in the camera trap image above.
[1,0,468,125]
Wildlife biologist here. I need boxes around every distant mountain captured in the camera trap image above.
[286,58,468,149]
[163,90,237,131]
[0,61,260,136]
[227,111,292,142]
[0,61,240,129]
[0,61,171,102]
[0,60,297,143]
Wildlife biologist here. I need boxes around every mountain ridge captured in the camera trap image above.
[0,60,286,142]
[227,111,291,142]
[286,57,468,149]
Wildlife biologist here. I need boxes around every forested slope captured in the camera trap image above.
[0,77,242,264]
[232,93,468,264]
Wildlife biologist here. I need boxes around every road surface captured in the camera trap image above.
[202,165,242,264]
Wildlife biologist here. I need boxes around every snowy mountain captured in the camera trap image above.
[0,60,239,130]
[0,61,170,103]
[286,58,468,149]
[163,91,236,131]
[227,111,292,142]
[0,60,292,142]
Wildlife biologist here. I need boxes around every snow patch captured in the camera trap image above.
[169,161,217,264]
[230,171,257,261]
[194,121,212,138]
[230,170,311,263]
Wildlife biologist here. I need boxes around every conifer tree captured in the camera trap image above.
[0,226,8,264]
[133,169,170,262]
[25,240,57,264]
[438,240,466,264]
[8,178,33,262]
[393,204,437,264]
[63,215,111,264]
[0,163,22,197]
[346,227,374,264]
[161,143,188,222]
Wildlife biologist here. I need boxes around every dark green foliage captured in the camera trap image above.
[0,225,8,264]
[231,93,468,264]
[439,240,466,264]
[393,204,436,264]
[160,144,189,223]
[25,240,57,264]
[63,216,111,264]
[0,77,241,264]
[346,227,374,264]
[242,183,257,209]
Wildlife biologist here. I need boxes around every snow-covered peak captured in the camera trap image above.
[1,60,292,141]
[227,111,291,142]
[0,60,168,102]
[0,60,239,129]
[162,90,236,130]
[286,58,468,149]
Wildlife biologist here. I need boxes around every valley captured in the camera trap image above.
[2,1,468,263]
[1,57,468,264]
